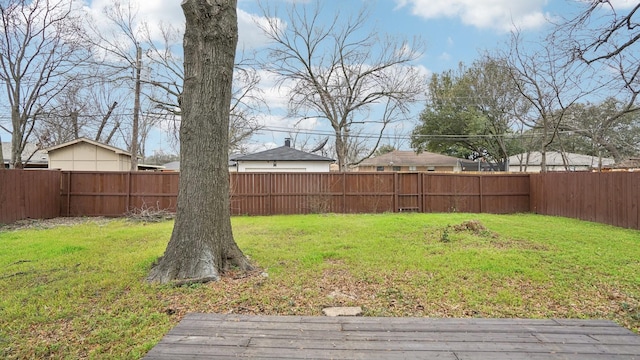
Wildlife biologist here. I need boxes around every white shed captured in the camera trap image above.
[46,138,135,171]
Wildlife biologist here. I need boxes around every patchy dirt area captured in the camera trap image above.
[0,217,115,232]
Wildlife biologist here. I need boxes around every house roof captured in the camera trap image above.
[358,150,470,167]
[508,151,614,167]
[231,146,334,162]
[607,158,640,169]
[2,142,49,165]
[46,137,132,156]
[162,161,181,170]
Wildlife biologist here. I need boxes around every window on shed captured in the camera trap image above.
[376,166,384,171]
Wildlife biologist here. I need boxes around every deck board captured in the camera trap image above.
[144,313,640,359]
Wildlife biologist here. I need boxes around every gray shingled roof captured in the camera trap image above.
[607,158,640,169]
[2,142,49,165]
[358,150,469,167]
[508,151,614,167]
[231,146,334,162]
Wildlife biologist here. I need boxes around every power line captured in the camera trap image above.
[254,124,599,141]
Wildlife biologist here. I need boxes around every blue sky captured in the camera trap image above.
[231,0,575,152]
[2,0,637,156]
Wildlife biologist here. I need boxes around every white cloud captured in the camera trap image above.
[86,1,272,49]
[256,70,291,111]
[395,0,549,32]
[238,9,275,50]
[608,0,638,9]
[86,0,184,41]
[414,64,432,79]
[296,117,320,130]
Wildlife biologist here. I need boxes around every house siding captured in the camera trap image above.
[356,165,461,172]
[236,160,331,172]
[49,142,131,171]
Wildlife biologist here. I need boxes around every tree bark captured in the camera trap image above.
[147,0,252,284]
[130,45,141,171]
[0,133,4,169]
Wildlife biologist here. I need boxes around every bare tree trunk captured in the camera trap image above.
[95,101,118,142]
[147,0,252,284]
[105,122,120,145]
[10,104,26,169]
[130,45,141,171]
[71,111,79,139]
[540,127,547,173]
[0,133,4,169]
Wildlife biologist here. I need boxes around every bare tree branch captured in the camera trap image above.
[258,1,426,171]
[0,0,90,168]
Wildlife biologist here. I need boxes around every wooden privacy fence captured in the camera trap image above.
[530,171,640,230]
[229,172,530,215]
[3,170,640,230]
[59,171,180,217]
[0,170,61,224]
[57,171,530,217]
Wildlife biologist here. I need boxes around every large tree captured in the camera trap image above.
[556,98,640,161]
[258,2,426,171]
[147,0,252,284]
[411,58,527,169]
[0,0,87,168]
[503,32,593,172]
[554,1,640,160]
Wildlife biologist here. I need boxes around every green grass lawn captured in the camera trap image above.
[1,213,639,359]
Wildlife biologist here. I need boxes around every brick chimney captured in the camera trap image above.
[284,138,291,147]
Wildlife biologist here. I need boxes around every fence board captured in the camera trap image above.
[0,170,60,224]
[530,172,640,230]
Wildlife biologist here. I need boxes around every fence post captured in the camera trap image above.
[479,175,483,213]
[393,172,399,212]
[267,173,272,216]
[418,173,424,213]
[65,172,71,216]
[126,172,131,213]
[342,172,346,213]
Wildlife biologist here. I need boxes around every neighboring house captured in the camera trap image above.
[161,161,181,172]
[356,150,477,172]
[603,158,640,172]
[46,137,152,171]
[508,151,615,172]
[2,142,49,168]
[162,156,240,172]
[231,139,334,172]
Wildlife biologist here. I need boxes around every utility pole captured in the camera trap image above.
[130,44,141,171]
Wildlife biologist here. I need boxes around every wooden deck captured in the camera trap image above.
[144,313,640,359]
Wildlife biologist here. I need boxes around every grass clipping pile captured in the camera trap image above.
[453,220,497,237]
